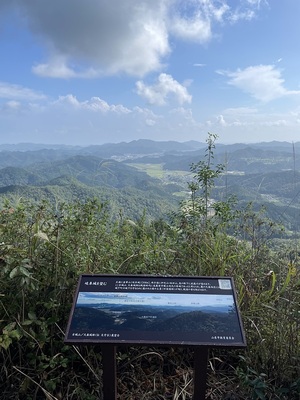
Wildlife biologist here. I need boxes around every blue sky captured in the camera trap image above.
[0,0,300,146]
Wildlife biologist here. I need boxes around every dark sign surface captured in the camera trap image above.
[64,274,246,347]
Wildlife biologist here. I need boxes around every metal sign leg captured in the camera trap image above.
[102,345,117,400]
[193,347,208,400]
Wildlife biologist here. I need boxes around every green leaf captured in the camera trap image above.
[0,335,12,350]
[19,266,32,277]
[2,322,16,333]
[8,329,21,340]
[22,320,33,326]
[9,267,19,279]
[28,312,37,321]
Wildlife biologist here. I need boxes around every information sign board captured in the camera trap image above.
[64,274,246,347]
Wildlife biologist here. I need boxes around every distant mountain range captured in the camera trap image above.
[1,139,300,231]
[71,303,236,333]
[0,139,298,172]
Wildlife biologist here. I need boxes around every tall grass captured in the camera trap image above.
[0,135,299,399]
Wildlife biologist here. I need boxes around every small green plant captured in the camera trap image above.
[237,363,268,400]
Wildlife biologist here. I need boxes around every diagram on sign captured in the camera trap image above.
[71,292,239,334]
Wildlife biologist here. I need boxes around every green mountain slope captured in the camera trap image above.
[26,155,161,189]
[2,140,300,231]
[0,155,179,220]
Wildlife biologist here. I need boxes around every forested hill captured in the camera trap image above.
[0,155,180,221]
[0,156,158,188]
[2,139,300,228]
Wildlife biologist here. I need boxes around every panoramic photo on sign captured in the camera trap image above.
[65,275,246,347]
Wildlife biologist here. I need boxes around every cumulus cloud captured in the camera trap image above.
[136,73,192,106]
[9,0,170,78]
[1,84,300,145]
[0,0,267,78]
[53,95,131,114]
[0,92,202,145]
[218,64,300,102]
[217,114,227,127]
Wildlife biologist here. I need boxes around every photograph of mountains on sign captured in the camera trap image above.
[65,275,246,347]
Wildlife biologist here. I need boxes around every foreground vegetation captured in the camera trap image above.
[0,135,299,399]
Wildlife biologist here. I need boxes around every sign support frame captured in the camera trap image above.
[193,346,209,399]
[101,344,117,400]
[100,344,209,400]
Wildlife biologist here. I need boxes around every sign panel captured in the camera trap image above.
[64,274,246,347]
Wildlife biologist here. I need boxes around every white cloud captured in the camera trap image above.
[170,107,198,124]
[228,0,269,23]
[11,0,170,78]
[0,100,22,114]
[0,90,201,145]
[145,119,156,127]
[1,85,300,145]
[229,9,255,23]
[217,114,227,127]
[246,0,267,7]
[1,0,268,78]
[6,100,21,109]
[218,64,300,102]
[170,13,212,43]
[169,1,230,43]
[136,73,192,106]
[206,107,299,138]
[53,95,131,114]
[32,57,99,79]
[0,82,46,101]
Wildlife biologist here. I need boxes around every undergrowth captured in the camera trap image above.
[0,134,299,399]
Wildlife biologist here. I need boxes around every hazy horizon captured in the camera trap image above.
[0,138,299,149]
